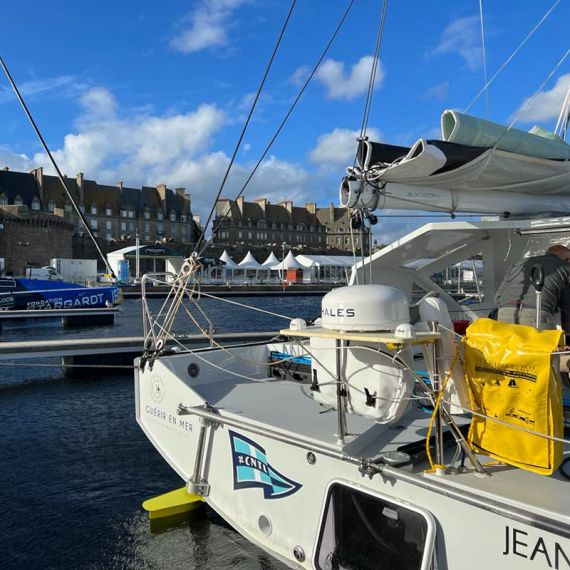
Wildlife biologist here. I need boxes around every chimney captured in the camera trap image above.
[116,181,123,189]
[157,183,168,212]
[305,202,316,214]
[255,197,268,212]
[175,187,185,197]
[33,167,44,201]
[75,172,84,204]
[3,166,9,171]
[280,200,293,214]
[329,202,335,223]
[236,196,245,215]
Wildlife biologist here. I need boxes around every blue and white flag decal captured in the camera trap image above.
[229,430,301,499]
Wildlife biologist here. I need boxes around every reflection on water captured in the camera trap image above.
[0,297,319,569]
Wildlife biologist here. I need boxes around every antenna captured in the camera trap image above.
[0,56,117,279]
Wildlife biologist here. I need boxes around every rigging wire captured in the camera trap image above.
[194,0,298,253]
[202,0,356,256]
[359,0,389,142]
[0,56,117,279]
[464,0,561,113]
[478,0,490,117]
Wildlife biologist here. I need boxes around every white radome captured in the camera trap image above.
[321,284,409,331]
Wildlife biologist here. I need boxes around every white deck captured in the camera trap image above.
[178,349,570,528]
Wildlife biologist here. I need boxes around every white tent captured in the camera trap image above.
[262,251,279,267]
[261,251,280,283]
[272,251,302,271]
[237,251,262,283]
[238,251,262,269]
[220,250,238,268]
[219,250,238,282]
[295,254,354,283]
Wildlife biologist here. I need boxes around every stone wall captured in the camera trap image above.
[0,207,74,275]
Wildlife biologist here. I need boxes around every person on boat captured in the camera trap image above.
[495,244,570,332]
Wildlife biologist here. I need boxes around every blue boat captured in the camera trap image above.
[0,278,121,310]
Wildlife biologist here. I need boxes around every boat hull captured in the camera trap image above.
[0,278,120,310]
[135,348,570,570]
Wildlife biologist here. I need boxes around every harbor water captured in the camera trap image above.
[0,295,321,569]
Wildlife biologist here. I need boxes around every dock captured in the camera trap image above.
[0,331,278,373]
[0,307,119,331]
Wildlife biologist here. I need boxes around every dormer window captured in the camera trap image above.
[169,210,176,221]
[105,206,112,216]
[128,210,134,219]
[120,208,127,218]
[14,195,23,206]
[143,207,151,220]
[64,203,73,213]
[31,197,41,210]
[90,205,98,215]
[157,211,164,220]
[0,194,8,206]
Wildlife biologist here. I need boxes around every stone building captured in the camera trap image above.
[316,203,370,253]
[213,197,369,254]
[0,166,200,273]
[214,197,327,251]
[0,206,74,275]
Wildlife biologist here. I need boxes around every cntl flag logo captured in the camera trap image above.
[229,431,302,499]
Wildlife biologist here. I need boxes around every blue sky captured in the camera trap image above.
[1,0,569,242]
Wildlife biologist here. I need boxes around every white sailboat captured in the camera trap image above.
[135,4,570,569]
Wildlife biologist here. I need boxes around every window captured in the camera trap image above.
[31,197,41,210]
[238,231,243,239]
[120,221,127,232]
[128,222,135,230]
[120,209,127,218]
[157,223,164,235]
[105,207,112,216]
[157,211,164,220]
[248,232,252,239]
[144,234,150,241]
[14,195,23,206]
[143,208,151,220]
[105,220,112,230]
[182,226,187,235]
[90,205,97,215]
[64,203,73,213]
[169,211,176,221]
[128,210,134,219]
[145,223,150,232]
[47,201,55,212]
[181,214,187,222]
[106,233,112,241]
[90,218,98,230]
[0,194,7,206]
[315,484,434,570]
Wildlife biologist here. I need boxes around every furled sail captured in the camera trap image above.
[342,111,570,216]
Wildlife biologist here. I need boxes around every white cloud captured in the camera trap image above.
[433,16,482,71]
[170,0,250,54]
[0,75,82,104]
[310,127,382,166]
[79,87,117,118]
[422,81,449,102]
[289,65,310,87]
[312,56,385,101]
[0,84,317,222]
[514,73,570,123]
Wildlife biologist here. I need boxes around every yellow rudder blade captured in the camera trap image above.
[464,318,564,475]
[142,487,205,520]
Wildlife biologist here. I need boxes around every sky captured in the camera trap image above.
[1,0,569,244]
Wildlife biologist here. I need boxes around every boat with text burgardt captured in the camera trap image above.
[0,278,121,310]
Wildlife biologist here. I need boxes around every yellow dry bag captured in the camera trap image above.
[464,318,563,475]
